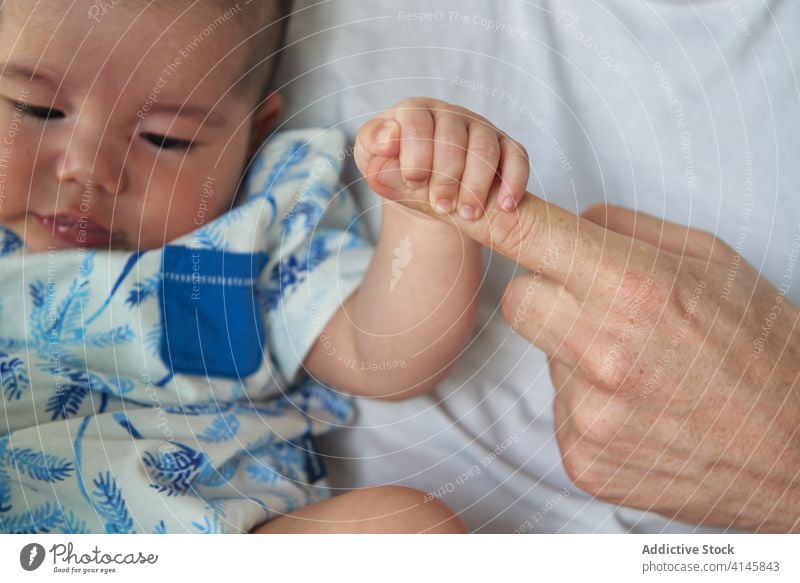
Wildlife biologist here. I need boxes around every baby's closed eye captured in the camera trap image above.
[12,100,194,152]
[12,100,65,121]
[140,133,196,151]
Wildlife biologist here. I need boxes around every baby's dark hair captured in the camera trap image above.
[198,0,293,103]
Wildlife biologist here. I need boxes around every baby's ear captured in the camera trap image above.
[248,91,284,157]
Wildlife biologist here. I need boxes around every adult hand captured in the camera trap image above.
[364,159,800,531]
[535,203,800,533]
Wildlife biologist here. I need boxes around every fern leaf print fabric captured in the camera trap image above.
[0,129,373,533]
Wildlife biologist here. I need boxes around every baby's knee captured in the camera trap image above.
[362,485,467,533]
[252,485,467,533]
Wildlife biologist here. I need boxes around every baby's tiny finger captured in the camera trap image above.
[458,122,501,221]
[429,114,468,214]
[496,138,530,212]
[394,101,434,188]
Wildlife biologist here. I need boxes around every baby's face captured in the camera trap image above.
[0,0,279,251]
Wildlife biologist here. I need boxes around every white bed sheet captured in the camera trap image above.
[274,0,800,532]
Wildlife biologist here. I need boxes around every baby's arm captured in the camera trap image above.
[303,98,529,400]
[304,203,481,399]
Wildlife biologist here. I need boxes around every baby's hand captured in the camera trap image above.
[355,98,530,221]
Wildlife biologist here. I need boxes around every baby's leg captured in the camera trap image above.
[252,486,465,534]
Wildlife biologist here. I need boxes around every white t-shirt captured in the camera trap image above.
[275,0,800,533]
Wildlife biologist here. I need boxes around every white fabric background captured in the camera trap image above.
[274,0,800,533]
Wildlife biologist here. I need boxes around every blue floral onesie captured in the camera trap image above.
[0,128,373,533]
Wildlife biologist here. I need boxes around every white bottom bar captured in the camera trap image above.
[1,534,797,582]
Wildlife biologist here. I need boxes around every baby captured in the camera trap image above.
[0,0,528,533]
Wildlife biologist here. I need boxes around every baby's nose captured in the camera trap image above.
[56,133,127,197]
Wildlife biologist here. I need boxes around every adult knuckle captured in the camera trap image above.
[668,268,709,321]
[572,467,604,495]
[561,447,586,485]
[575,398,625,447]
[562,447,603,493]
[583,337,636,392]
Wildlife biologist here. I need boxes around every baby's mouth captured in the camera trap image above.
[35,213,115,248]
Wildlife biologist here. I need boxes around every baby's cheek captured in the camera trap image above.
[0,164,35,221]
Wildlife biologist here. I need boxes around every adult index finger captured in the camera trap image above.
[415,184,630,299]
